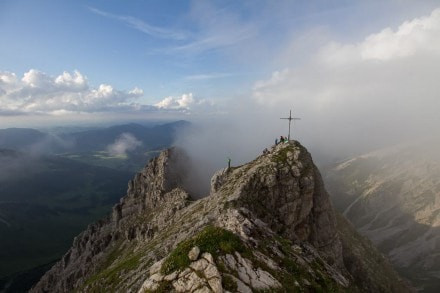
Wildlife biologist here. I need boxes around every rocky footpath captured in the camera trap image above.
[32,141,410,292]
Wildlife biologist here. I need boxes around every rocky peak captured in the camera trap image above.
[212,142,343,269]
[113,148,189,223]
[32,141,410,293]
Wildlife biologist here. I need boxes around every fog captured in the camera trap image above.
[0,150,43,184]
[174,112,277,196]
[0,132,75,184]
[106,133,142,156]
[174,8,440,196]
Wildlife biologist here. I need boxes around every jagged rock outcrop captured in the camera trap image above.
[32,141,410,292]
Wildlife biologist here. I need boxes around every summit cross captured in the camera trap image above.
[280,109,301,141]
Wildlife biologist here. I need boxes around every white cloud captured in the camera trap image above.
[361,8,440,60]
[154,93,193,109]
[154,93,217,116]
[318,8,440,65]
[0,69,146,115]
[106,133,142,156]
[0,72,17,85]
[54,70,87,90]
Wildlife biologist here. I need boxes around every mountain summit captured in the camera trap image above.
[32,141,410,292]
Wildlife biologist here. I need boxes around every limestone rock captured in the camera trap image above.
[190,258,208,271]
[188,246,201,261]
[219,252,281,290]
[138,252,223,293]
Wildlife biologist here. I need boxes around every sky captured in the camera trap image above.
[1,0,440,163]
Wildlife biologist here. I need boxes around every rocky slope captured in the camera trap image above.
[324,141,440,292]
[32,141,409,292]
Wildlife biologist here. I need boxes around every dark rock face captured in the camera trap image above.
[32,142,410,293]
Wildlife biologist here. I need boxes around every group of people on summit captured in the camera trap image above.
[275,135,288,145]
[262,135,289,155]
[229,135,290,169]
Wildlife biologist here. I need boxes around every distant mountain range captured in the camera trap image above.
[0,128,53,153]
[324,140,440,292]
[61,121,188,153]
[0,120,189,154]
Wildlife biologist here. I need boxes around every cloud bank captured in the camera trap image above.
[0,69,208,117]
[0,69,144,115]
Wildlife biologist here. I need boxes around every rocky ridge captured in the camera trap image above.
[32,141,410,292]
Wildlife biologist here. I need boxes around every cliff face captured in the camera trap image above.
[32,141,410,292]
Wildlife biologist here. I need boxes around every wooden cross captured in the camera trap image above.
[280,109,301,141]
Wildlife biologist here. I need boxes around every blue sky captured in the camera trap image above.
[1,1,440,155]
